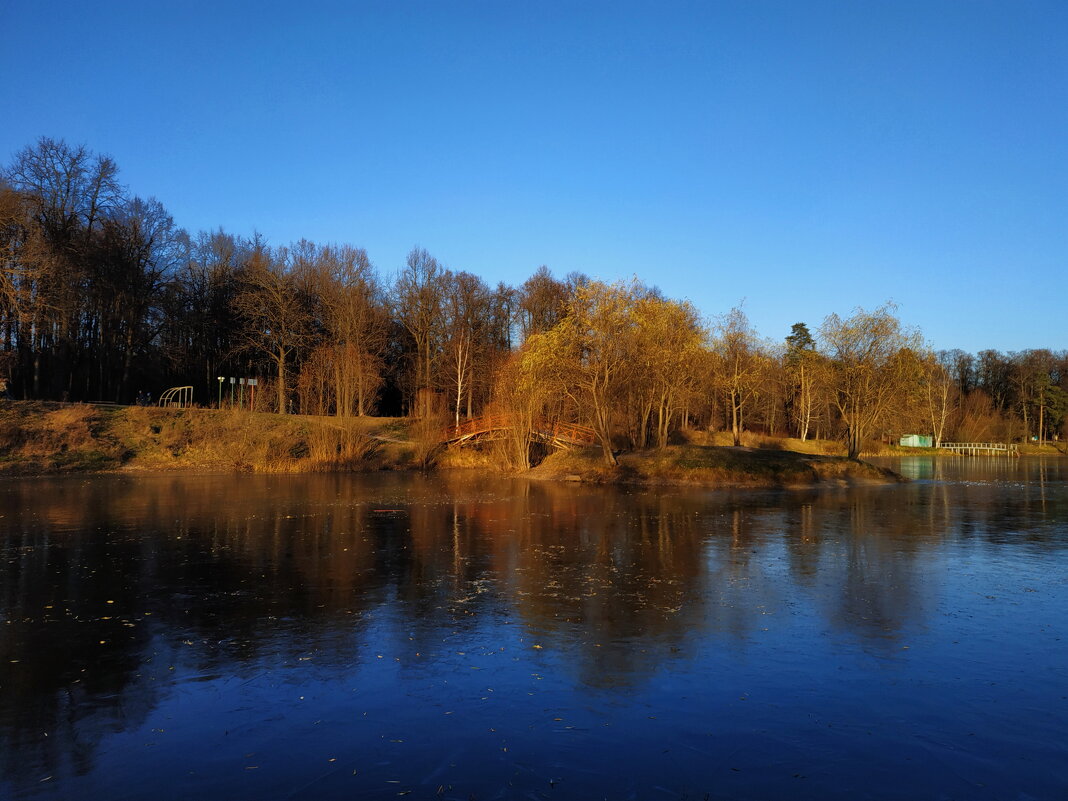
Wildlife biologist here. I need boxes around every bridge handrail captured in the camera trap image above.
[546,421,597,444]
[441,415,596,446]
[443,413,510,440]
[936,442,1019,456]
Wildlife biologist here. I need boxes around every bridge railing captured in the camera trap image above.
[937,442,1019,455]
[442,414,512,442]
[543,421,597,445]
[441,415,596,446]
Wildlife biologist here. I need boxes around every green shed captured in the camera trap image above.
[899,434,933,448]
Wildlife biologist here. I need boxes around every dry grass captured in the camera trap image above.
[0,402,126,472]
[0,401,902,484]
[0,401,414,475]
[303,422,380,471]
[1019,442,1068,456]
[528,442,898,487]
[679,428,845,456]
[435,444,498,469]
[116,408,402,473]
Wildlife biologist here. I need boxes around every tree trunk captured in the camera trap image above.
[356,353,366,416]
[731,390,741,446]
[120,326,134,403]
[334,358,344,418]
[846,427,862,460]
[276,351,287,414]
[591,391,616,466]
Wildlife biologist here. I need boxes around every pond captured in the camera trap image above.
[1,458,1066,800]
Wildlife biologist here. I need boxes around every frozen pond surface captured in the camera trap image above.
[1,458,1066,800]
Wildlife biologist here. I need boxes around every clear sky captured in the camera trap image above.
[2,0,1064,353]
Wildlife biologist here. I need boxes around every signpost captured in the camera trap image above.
[221,377,259,410]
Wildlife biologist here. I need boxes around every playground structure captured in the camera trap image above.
[158,386,193,409]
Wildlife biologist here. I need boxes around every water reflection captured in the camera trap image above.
[1,460,1066,799]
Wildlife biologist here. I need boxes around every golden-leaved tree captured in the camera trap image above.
[511,280,706,464]
[513,281,635,464]
[631,294,705,449]
[819,305,922,459]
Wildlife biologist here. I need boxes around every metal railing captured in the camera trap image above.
[158,386,193,409]
[937,442,1019,456]
[442,415,596,447]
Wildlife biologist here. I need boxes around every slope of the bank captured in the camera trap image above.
[0,401,901,487]
[0,401,420,475]
[526,444,901,488]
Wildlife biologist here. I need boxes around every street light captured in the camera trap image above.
[217,377,224,409]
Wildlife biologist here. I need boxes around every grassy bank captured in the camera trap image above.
[0,401,421,475]
[0,401,902,487]
[527,444,900,488]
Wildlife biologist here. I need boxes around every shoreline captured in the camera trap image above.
[520,445,903,489]
[0,402,905,488]
[22,400,1065,488]
[0,458,904,490]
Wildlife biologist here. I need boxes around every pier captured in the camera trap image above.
[936,442,1019,456]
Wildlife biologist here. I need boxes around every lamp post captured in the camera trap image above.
[217,377,224,409]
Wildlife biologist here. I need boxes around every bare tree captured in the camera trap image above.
[316,244,388,416]
[163,229,243,397]
[517,266,568,341]
[819,305,922,459]
[3,137,124,398]
[1011,349,1062,446]
[86,196,181,400]
[711,308,765,446]
[0,184,40,352]
[922,352,956,447]
[440,270,493,426]
[393,247,446,416]
[4,137,122,243]
[232,240,317,413]
[782,322,830,441]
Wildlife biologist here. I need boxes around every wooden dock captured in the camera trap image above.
[936,442,1019,456]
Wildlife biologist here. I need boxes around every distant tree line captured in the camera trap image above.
[2,138,1065,458]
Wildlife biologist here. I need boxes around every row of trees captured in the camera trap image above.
[2,138,1065,460]
[501,280,1066,462]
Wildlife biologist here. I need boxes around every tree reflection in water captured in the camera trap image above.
[1,462,1066,799]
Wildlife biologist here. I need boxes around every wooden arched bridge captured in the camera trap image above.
[441,414,597,449]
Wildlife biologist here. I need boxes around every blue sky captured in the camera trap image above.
[2,0,1064,352]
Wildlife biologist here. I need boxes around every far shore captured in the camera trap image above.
[7,400,1057,488]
